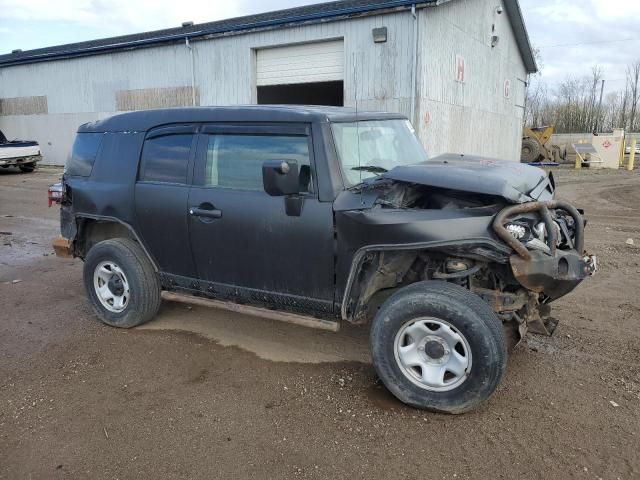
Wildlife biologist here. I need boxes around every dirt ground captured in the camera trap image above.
[0,165,638,479]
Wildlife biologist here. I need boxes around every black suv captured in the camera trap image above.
[52,106,595,413]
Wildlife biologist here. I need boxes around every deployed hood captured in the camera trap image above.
[382,154,554,203]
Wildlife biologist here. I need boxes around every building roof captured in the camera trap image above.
[0,0,536,73]
[78,105,407,132]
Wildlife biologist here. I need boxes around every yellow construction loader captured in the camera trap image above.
[521,126,564,163]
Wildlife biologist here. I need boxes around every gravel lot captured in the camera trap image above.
[1,166,639,479]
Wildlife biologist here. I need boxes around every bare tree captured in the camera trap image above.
[619,84,630,130]
[587,66,603,132]
[627,61,640,131]
[524,79,547,127]
[523,60,640,133]
[602,91,621,131]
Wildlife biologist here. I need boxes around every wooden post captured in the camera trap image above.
[575,141,583,169]
[628,138,637,171]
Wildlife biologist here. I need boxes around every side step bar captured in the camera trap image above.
[161,291,340,333]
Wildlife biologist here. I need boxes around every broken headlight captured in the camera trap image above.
[505,223,528,240]
[506,220,553,253]
[525,220,563,254]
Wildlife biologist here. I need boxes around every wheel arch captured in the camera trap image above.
[73,215,159,271]
[340,239,511,325]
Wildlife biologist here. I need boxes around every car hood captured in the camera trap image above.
[382,154,554,203]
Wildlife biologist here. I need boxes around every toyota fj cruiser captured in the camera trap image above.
[52,106,595,413]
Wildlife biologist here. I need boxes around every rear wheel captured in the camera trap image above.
[19,163,35,173]
[369,281,507,414]
[83,238,161,328]
[521,138,541,163]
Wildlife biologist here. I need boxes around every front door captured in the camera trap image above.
[188,124,335,315]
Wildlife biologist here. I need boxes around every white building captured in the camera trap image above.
[0,0,536,166]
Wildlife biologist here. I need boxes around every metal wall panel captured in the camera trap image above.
[414,0,527,161]
[0,12,417,165]
[0,2,529,165]
[0,44,192,115]
[192,12,416,110]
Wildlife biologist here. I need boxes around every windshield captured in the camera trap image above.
[331,119,428,186]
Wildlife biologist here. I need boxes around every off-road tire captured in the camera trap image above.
[521,137,541,163]
[19,164,35,173]
[83,238,161,328]
[559,145,568,161]
[369,281,507,414]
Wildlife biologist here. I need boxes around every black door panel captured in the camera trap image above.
[134,128,197,278]
[135,183,195,277]
[188,126,335,311]
[188,187,334,301]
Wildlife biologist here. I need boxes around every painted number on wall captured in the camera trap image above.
[504,79,511,99]
[455,55,466,83]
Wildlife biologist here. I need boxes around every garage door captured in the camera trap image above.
[256,40,344,86]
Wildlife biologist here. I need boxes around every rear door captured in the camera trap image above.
[134,125,197,278]
[188,123,335,314]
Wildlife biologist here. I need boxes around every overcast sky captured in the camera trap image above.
[1,0,639,97]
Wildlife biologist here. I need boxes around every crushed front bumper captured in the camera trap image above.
[493,199,595,297]
[510,250,596,299]
[492,200,596,336]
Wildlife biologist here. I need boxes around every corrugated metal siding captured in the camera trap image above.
[415,0,527,160]
[256,40,344,86]
[0,2,528,165]
[0,43,192,115]
[192,13,416,109]
[0,12,417,165]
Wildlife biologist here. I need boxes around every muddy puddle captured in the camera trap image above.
[138,300,371,364]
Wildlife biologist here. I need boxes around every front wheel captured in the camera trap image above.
[369,281,507,414]
[83,238,161,328]
[19,163,36,173]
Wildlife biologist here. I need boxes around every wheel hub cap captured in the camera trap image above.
[107,275,125,296]
[423,339,446,361]
[394,317,472,392]
[93,261,130,313]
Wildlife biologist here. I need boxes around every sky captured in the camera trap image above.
[1,0,639,97]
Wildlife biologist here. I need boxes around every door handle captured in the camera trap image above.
[189,207,223,219]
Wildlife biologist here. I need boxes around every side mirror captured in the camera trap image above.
[262,160,300,196]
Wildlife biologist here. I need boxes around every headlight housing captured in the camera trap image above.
[505,223,528,240]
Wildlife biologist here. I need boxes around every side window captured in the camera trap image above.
[139,134,193,184]
[66,132,103,177]
[204,135,311,192]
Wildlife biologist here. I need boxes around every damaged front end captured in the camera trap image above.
[492,200,596,336]
[338,175,595,347]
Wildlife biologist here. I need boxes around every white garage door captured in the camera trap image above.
[256,40,344,86]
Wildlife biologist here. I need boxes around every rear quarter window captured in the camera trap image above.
[66,133,104,177]
[139,134,193,184]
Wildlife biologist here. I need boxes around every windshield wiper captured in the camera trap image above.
[351,165,388,174]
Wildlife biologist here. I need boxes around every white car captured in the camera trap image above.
[0,129,42,173]
[625,143,640,155]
